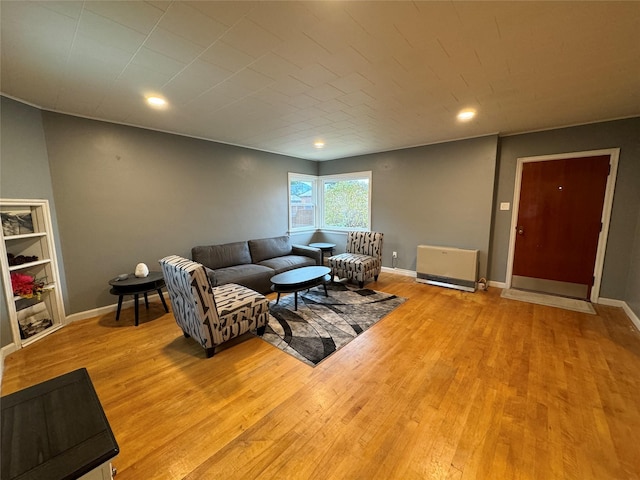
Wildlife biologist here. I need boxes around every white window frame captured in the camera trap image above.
[320,171,372,232]
[288,172,318,232]
[288,171,372,233]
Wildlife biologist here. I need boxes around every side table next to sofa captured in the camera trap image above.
[108,271,169,326]
[309,242,336,266]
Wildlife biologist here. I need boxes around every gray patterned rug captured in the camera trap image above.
[258,283,406,367]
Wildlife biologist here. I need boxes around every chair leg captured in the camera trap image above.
[359,281,364,288]
[374,275,379,281]
[205,347,215,358]
[183,331,190,338]
[257,325,266,336]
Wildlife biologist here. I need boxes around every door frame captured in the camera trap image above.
[505,148,620,303]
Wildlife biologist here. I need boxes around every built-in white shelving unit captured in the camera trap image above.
[1,199,65,348]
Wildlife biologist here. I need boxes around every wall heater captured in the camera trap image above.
[416,245,479,292]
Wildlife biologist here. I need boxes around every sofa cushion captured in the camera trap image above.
[258,255,316,274]
[192,241,251,270]
[248,235,291,263]
[213,264,274,293]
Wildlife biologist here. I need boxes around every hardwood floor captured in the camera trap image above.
[3,273,640,479]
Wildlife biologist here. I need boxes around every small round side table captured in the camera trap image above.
[108,271,169,326]
[309,242,337,266]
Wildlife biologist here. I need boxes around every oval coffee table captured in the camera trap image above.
[270,266,331,311]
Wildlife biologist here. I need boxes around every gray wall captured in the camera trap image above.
[317,135,499,279]
[490,117,640,302]
[0,97,67,347]
[39,112,316,314]
[2,94,639,330]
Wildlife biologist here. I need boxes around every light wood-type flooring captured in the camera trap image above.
[3,273,640,479]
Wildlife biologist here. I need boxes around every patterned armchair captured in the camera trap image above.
[328,232,384,288]
[159,255,269,358]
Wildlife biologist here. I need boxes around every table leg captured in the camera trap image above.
[294,291,298,311]
[115,295,123,321]
[323,283,328,297]
[144,292,149,309]
[276,292,281,304]
[158,289,169,312]
[134,294,140,327]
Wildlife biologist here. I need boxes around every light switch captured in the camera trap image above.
[500,202,510,211]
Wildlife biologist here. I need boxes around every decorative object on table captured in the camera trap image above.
[10,272,45,299]
[16,302,53,339]
[260,282,406,367]
[134,262,149,278]
[115,273,128,281]
[328,231,384,288]
[1,210,34,236]
[7,253,39,266]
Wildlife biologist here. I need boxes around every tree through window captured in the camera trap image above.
[322,174,371,230]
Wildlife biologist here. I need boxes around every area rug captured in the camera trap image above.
[259,283,407,366]
[501,288,596,314]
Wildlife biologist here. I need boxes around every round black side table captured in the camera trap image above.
[309,242,336,266]
[108,271,169,326]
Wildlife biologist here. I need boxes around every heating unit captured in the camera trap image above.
[416,245,479,292]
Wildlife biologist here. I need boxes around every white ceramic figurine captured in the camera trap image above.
[135,263,149,278]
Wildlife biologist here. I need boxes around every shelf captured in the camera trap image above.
[20,322,64,347]
[8,258,51,271]
[2,198,65,349]
[4,232,47,241]
[13,283,56,302]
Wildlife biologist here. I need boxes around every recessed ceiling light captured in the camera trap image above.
[314,141,325,149]
[457,109,476,122]
[146,96,167,107]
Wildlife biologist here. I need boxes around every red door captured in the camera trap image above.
[512,155,610,299]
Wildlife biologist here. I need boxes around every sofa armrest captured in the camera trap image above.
[204,266,218,286]
[292,244,322,265]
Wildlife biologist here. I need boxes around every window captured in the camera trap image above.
[321,172,371,231]
[288,171,371,232]
[288,173,317,231]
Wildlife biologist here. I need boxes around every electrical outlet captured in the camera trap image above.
[392,251,398,258]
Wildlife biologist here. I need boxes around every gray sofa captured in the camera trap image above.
[192,235,321,294]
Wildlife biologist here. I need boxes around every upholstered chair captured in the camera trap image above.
[159,255,269,358]
[328,232,384,288]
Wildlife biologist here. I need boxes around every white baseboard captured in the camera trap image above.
[598,297,640,332]
[488,280,507,289]
[381,266,416,277]
[65,293,164,324]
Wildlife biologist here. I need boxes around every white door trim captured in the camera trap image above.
[505,148,620,303]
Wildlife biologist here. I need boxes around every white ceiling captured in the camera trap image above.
[1,1,639,161]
